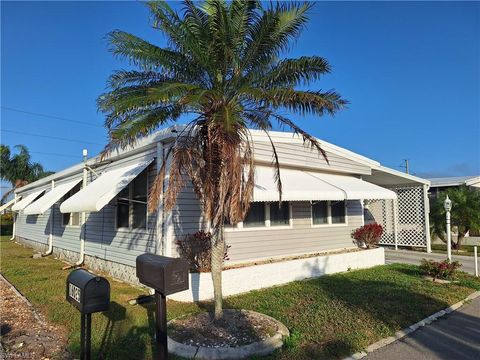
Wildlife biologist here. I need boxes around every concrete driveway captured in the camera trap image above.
[385,249,478,275]
[364,296,480,360]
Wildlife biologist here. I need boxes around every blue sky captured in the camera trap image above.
[1,1,479,195]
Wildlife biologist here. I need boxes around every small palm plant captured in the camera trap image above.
[98,0,346,318]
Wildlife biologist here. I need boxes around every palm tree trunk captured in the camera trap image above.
[211,226,224,320]
[456,230,467,250]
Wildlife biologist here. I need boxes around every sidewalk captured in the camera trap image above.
[364,296,480,360]
[385,249,478,275]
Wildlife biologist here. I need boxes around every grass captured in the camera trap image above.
[430,243,478,257]
[1,236,480,359]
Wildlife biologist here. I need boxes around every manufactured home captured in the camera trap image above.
[7,126,431,301]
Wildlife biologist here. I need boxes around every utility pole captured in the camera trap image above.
[399,159,410,174]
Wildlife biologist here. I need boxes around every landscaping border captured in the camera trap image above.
[343,290,480,360]
[167,310,290,360]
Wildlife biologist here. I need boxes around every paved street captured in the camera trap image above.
[385,249,478,275]
[364,296,480,360]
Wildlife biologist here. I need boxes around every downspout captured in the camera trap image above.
[43,180,55,256]
[10,193,17,240]
[75,149,88,266]
[156,141,164,255]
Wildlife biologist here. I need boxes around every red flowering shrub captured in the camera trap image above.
[351,223,383,248]
[420,259,461,281]
[176,231,230,273]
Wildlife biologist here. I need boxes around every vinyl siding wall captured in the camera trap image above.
[253,141,371,175]
[224,200,362,263]
[15,149,158,268]
[170,182,363,263]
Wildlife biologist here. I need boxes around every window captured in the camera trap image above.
[62,184,81,226]
[311,200,347,226]
[312,201,328,225]
[331,201,346,224]
[243,203,265,227]
[270,202,290,226]
[116,169,148,229]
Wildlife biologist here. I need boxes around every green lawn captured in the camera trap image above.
[1,236,479,360]
[430,243,478,257]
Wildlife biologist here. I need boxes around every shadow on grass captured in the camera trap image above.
[299,265,475,359]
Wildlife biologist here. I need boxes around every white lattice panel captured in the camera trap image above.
[366,199,395,245]
[371,185,427,248]
[394,186,426,247]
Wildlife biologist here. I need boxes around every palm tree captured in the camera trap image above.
[98,0,346,318]
[430,186,480,250]
[0,145,53,202]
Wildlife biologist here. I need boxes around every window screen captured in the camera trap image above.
[243,203,265,227]
[116,169,148,229]
[62,184,81,226]
[270,202,290,226]
[331,201,346,224]
[312,201,328,224]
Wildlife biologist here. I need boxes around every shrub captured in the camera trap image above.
[0,214,13,235]
[420,259,461,281]
[351,223,383,248]
[176,231,230,273]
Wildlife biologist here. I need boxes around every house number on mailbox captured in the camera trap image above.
[69,283,81,303]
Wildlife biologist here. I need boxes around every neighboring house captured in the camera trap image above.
[428,176,480,200]
[6,126,431,301]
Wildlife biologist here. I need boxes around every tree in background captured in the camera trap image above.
[98,0,346,318]
[430,185,480,249]
[0,144,53,202]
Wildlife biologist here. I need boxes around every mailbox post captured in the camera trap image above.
[66,269,110,360]
[136,254,189,360]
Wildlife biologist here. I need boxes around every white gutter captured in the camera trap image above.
[42,180,55,256]
[10,194,17,240]
[16,125,183,194]
[75,149,88,266]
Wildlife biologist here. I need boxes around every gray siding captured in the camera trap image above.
[171,187,363,263]
[224,200,362,263]
[253,141,371,175]
[15,185,52,245]
[15,151,159,268]
[15,134,371,269]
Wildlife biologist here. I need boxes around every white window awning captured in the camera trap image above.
[12,190,46,211]
[253,166,345,202]
[0,198,18,213]
[60,159,153,213]
[23,178,82,215]
[308,172,397,200]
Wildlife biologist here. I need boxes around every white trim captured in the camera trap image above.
[156,142,164,255]
[163,143,174,257]
[16,125,183,193]
[372,165,430,185]
[423,184,432,253]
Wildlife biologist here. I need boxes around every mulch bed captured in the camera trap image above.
[0,275,69,359]
[168,309,278,348]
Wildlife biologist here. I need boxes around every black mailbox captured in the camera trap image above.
[66,269,110,314]
[136,254,189,295]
